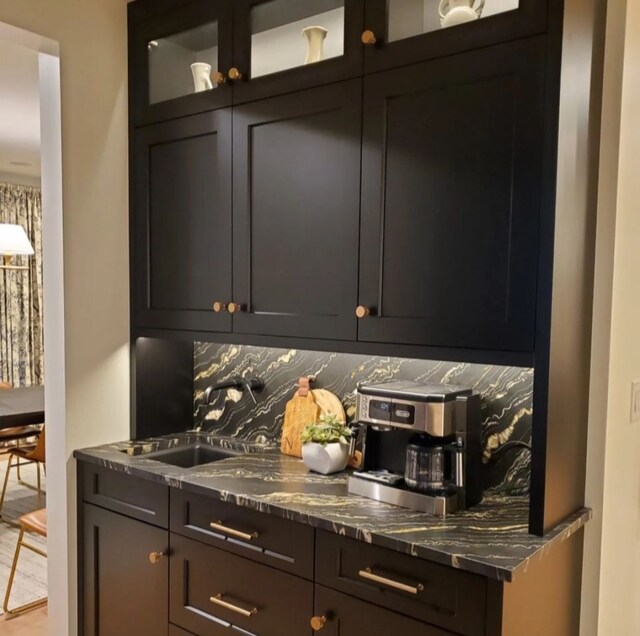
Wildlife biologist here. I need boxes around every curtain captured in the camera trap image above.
[0,183,44,387]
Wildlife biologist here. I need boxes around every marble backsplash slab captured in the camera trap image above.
[194,343,533,495]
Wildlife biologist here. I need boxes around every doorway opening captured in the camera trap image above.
[0,20,64,636]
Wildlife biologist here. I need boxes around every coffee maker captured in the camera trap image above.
[348,381,482,516]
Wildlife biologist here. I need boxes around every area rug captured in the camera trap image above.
[0,461,47,617]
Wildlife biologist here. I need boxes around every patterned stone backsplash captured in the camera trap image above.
[194,343,533,495]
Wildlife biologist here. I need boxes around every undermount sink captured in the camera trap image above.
[143,444,242,468]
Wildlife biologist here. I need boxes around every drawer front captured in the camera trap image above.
[79,462,169,528]
[316,531,486,636]
[170,534,313,636]
[170,488,314,579]
[314,585,452,636]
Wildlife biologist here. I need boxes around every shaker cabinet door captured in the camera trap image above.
[358,37,545,353]
[82,504,169,636]
[232,80,362,340]
[134,110,233,333]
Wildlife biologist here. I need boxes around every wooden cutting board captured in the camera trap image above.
[312,388,346,423]
[280,378,321,457]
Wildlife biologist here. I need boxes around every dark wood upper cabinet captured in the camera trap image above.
[363,0,547,74]
[82,504,169,636]
[131,0,233,126]
[134,111,233,332]
[232,80,362,341]
[231,0,365,103]
[358,37,545,352]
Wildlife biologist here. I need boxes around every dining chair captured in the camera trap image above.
[0,383,43,483]
[2,507,47,616]
[0,426,46,522]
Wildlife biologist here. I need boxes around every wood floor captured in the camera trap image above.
[0,607,47,635]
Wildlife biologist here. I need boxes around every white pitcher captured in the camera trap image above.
[191,62,214,93]
[302,26,328,65]
[439,0,486,28]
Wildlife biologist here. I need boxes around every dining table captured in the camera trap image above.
[0,386,45,429]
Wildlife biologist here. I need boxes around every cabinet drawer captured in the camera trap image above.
[170,534,313,636]
[79,462,169,528]
[314,585,452,636]
[170,488,314,579]
[316,531,486,636]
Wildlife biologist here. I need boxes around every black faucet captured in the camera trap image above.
[202,376,265,406]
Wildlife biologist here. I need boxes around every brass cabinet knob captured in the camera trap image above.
[227,302,246,314]
[228,67,243,81]
[148,551,165,565]
[310,616,327,631]
[362,30,377,45]
[212,301,227,313]
[213,71,227,85]
[355,305,372,319]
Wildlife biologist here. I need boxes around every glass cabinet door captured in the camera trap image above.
[363,0,546,73]
[232,0,365,103]
[132,1,233,125]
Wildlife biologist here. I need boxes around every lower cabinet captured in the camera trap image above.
[313,585,452,636]
[169,534,313,636]
[79,466,504,636]
[81,503,169,636]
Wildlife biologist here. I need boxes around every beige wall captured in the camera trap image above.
[0,2,129,635]
[583,0,640,633]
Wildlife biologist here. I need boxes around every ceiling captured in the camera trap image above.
[0,39,41,179]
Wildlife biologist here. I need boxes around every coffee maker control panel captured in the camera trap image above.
[366,399,416,426]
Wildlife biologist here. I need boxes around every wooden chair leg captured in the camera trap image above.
[36,463,42,497]
[2,527,24,614]
[2,528,47,617]
[0,454,14,519]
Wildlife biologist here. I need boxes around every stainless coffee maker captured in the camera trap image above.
[348,381,482,516]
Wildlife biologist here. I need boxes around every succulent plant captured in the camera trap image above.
[301,413,352,446]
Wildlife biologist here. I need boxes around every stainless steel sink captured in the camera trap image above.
[143,444,242,468]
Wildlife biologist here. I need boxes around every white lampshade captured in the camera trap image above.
[0,224,34,256]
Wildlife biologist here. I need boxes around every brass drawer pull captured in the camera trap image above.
[148,551,166,565]
[210,593,257,617]
[227,302,246,314]
[311,615,327,631]
[358,567,424,595]
[210,520,259,541]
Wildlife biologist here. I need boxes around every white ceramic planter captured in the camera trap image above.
[302,442,350,475]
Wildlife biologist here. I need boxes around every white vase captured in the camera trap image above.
[302,442,350,475]
[302,26,328,65]
[191,62,214,93]
[439,0,485,28]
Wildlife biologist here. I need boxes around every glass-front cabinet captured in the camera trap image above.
[132,0,233,125]
[363,0,547,72]
[231,0,365,103]
[130,0,548,124]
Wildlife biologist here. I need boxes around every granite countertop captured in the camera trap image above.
[74,432,590,583]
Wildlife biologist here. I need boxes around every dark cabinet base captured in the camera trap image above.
[81,504,169,636]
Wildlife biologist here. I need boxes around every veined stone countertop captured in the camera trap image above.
[74,432,590,583]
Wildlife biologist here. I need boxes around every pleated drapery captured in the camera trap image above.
[0,183,44,387]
